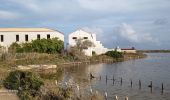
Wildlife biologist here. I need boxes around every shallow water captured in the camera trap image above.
[61,53,170,100]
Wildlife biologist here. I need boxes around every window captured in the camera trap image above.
[16,35,19,42]
[72,37,77,39]
[47,34,50,39]
[0,35,4,42]
[37,34,40,40]
[84,37,88,39]
[25,35,28,41]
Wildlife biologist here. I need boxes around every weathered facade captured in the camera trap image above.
[0,28,64,47]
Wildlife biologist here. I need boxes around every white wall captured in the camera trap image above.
[121,50,136,53]
[0,32,64,47]
[69,30,94,47]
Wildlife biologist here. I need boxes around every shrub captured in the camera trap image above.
[8,38,64,54]
[22,42,33,52]
[8,42,23,53]
[32,38,64,53]
[43,87,75,100]
[105,51,123,58]
[3,70,44,100]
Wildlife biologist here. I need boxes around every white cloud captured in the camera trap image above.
[119,23,158,43]
[9,0,43,13]
[0,10,20,20]
[77,0,130,12]
[76,0,170,13]
[81,26,103,34]
[9,0,77,14]
[81,26,118,46]
[0,0,169,49]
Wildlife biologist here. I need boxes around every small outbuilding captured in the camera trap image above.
[121,47,136,53]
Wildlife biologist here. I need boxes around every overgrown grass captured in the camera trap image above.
[0,53,73,66]
[89,92,105,100]
[39,68,64,80]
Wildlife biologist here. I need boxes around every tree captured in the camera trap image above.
[75,39,94,52]
[69,39,94,60]
[75,38,94,52]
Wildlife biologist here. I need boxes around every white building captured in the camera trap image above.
[121,47,136,53]
[68,29,108,56]
[0,28,64,48]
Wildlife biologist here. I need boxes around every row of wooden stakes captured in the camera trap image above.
[90,73,164,94]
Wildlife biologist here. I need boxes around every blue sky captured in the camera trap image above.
[0,0,170,49]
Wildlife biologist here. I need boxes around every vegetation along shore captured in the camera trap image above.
[0,38,146,100]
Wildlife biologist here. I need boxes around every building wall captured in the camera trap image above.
[121,50,136,53]
[69,30,94,47]
[0,31,64,47]
[68,29,108,56]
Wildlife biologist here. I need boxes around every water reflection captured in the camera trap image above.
[50,53,170,100]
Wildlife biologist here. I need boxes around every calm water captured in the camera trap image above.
[62,53,170,100]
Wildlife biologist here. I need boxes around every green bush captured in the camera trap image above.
[4,70,44,100]
[105,51,123,58]
[8,38,64,54]
[8,42,23,53]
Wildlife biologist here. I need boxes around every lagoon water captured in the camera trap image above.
[62,53,170,100]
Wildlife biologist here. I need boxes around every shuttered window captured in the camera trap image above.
[37,34,40,40]
[25,35,28,41]
[16,35,19,42]
[0,35,4,42]
[47,34,50,39]
[72,37,77,39]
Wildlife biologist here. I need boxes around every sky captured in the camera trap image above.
[0,0,170,50]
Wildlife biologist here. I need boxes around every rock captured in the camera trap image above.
[18,65,57,70]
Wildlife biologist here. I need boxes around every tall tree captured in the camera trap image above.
[75,38,94,52]
[69,39,94,60]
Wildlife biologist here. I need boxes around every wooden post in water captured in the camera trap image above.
[104,92,107,100]
[100,75,101,80]
[90,87,93,94]
[161,83,164,95]
[139,80,141,90]
[113,75,115,85]
[131,79,132,88]
[125,96,128,100]
[121,77,122,86]
[149,81,153,93]
[115,95,118,100]
[106,75,107,84]
[151,81,152,93]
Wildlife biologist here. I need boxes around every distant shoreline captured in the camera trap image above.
[59,53,147,67]
[138,50,170,53]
